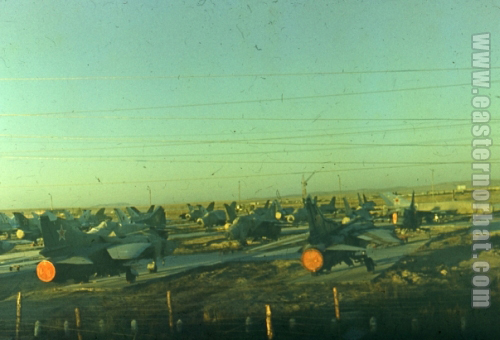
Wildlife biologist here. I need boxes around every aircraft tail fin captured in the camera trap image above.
[343,197,353,217]
[13,212,29,229]
[146,205,155,214]
[264,200,270,209]
[95,208,107,221]
[63,210,74,221]
[142,206,166,227]
[303,196,336,241]
[206,202,215,212]
[39,216,82,251]
[357,193,363,207]
[126,207,140,219]
[330,196,336,208]
[0,213,11,225]
[224,202,238,223]
[114,208,130,224]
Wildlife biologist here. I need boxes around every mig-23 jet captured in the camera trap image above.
[300,196,402,275]
[343,196,374,222]
[126,205,162,224]
[36,215,171,284]
[63,208,110,229]
[225,200,284,245]
[196,201,237,228]
[319,196,337,215]
[382,191,440,230]
[0,213,17,239]
[179,202,215,221]
[379,191,467,224]
[114,206,167,229]
[287,196,338,224]
[12,211,61,244]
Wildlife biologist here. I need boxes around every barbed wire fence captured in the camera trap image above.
[1,283,498,340]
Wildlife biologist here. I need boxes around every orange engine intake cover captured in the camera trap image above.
[301,248,324,272]
[392,212,398,225]
[37,260,56,282]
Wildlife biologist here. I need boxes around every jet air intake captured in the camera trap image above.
[16,229,26,240]
[301,248,324,272]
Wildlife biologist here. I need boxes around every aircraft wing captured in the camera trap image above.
[57,256,94,265]
[106,243,151,260]
[325,244,366,252]
[355,229,402,245]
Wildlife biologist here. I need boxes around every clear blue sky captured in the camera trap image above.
[0,0,498,209]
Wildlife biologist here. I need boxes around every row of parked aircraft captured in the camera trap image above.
[0,191,469,282]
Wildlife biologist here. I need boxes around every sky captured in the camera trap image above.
[0,0,499,209]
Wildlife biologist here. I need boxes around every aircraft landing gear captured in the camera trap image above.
[147,261,158,273]
[365,257,375,272]
[74,274,89,283]
[126,268,137,283]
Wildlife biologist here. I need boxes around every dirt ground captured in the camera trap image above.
[0,225,497,339]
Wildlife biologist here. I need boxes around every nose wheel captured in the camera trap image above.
[364,257,375,272]
[126,268,137,283]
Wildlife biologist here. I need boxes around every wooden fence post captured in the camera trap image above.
[167,291,174,332]
[369,316,377,333]
[34,321,41,338]
[245,317,252,333]
[75,308,82,340]
[131,319,138,340]
[98,319,105,334]
[265,304,273,340]
[15,292,21,340]
[63,320,70,338]
[332,287,340,320]
[176,319,183,333]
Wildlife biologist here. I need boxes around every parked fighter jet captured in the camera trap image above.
[358,194,376,211]
[0,240,15,255]
[0,213,16,238]
[64,208,110,229]
[126,205,157,223]
[115,206,167,228]
[179,202,215,221]
[380,192,462,226]
[343,197,373,222]
[319,196,337,214]
[12,212,59,243]
[226,201,283,245]
[300,196,401,275]
[197,202,237,228]
[36,215,172,283]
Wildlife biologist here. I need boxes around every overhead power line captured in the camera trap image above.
[1,162,494,189]
[1,66,498,81]
[2,80,499,117]
[0,122,473,145]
